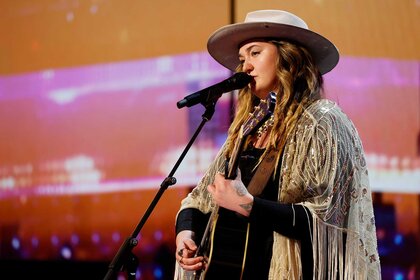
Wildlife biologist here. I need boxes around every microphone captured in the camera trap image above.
[176,72,252,108]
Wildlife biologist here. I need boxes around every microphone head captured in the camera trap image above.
[176,72,252,109]
[227,72,252,90]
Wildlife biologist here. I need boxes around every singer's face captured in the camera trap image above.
[239,41,279,99]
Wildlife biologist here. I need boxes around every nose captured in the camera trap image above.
[242,59,253,73]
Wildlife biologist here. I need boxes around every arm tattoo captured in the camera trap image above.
[234,181,253,213]
[240,201,253,214]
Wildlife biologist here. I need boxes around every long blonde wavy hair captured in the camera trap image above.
[225,40,324,172]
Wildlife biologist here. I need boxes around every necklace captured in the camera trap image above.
[257,114,275,138]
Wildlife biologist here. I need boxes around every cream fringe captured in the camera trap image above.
[268,214,379,280]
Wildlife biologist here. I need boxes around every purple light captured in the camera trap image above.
[51,235,59,246]
[61,246,72,259]
[91,232,100,244]
[11,237,20,250]
[154,230,163,241]
[31,236,39,248]
[71,234,79,245]
[112,232,121,243]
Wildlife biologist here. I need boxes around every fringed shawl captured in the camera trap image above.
[174,99,381,279]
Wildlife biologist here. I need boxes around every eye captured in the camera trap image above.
[251,51,260,56]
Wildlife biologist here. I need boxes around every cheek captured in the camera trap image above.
[260,59,277,80]
[265,66,278,86]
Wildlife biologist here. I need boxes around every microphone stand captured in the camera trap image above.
[103,99,218,280]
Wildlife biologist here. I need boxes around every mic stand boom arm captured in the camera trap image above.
[103,101,218,280]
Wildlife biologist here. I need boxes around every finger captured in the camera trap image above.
[177,248,183,257]
[181,255,203,265]
[176,248,185,263]
[183,240,197,253]
[179,256,204,271]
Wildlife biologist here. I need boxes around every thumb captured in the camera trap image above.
[184,239,197,253]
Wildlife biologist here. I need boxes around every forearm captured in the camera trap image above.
[249,197,313,240]
[176,208,210,241]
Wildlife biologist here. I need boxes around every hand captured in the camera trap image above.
[207,169,254,217]
[175,230,204,271]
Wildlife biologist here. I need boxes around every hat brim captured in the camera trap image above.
[207,22,339,75]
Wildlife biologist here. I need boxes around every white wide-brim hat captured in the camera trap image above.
[207,10,339,75]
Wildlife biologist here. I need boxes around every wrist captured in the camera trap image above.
[239,194,254,217]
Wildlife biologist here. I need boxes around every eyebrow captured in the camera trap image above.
[238,43,260,58]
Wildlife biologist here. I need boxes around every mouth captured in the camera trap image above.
[249,77,256,86]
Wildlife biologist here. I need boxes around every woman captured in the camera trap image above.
[174,10,381,279]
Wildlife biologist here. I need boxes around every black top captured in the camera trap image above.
[176,146,313,279]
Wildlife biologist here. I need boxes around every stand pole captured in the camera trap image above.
[103,103,217,280]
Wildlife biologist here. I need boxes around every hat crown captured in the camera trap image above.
[244,10,308,30]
